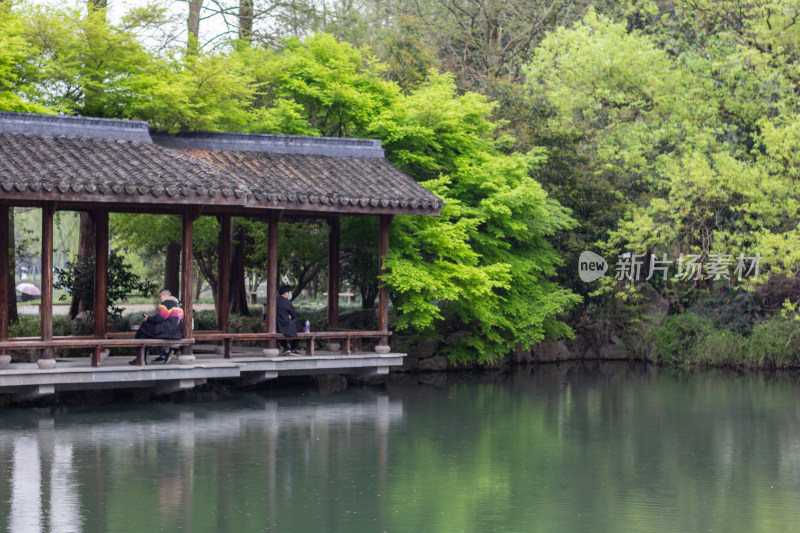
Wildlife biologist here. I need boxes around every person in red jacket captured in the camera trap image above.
[130,289,184,364]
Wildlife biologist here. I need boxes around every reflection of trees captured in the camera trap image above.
[3,371,800,531]
[384,364,800,532]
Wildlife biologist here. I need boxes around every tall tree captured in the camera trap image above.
[187,0,203,55]
[0,2,49,113]
[69,212,96,319]
[524,8,800,309]
[238,0,253,42]
[229,219,250,315]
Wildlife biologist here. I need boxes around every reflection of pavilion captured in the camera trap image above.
[0,393,402,531]
[0,111,443,401]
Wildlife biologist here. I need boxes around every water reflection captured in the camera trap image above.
[8,431,82,533]
[0,391,400,533]
[2,365,800,532]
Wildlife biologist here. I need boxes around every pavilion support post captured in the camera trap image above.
[217,215,232,357]
[40,204,55,361]
[0,204,8,347]
[377,215,393,351]
[92,209,109,367]
[181,207,195,355]
[264,211,280,356]
[327,216,340,330]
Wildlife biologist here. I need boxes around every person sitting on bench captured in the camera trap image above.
[129,289,184,364]
[276,284,302,356]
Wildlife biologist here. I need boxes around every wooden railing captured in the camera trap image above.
[192,330,391,358]
[0,337,194,367]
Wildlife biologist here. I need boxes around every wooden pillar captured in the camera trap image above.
[94,209,108,339]
[92,209,109,367]
[0,204,8,344]
[327,216,340,330]
[181,207,194,354]
[217,214,231,332]
[41,204,54,359]
[265,211,280,351]
[378,215,393,338]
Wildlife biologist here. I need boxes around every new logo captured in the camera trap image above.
[578,251,607,282]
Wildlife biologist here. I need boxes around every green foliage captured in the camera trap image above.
[650,313,714,366]
[649,312,800,369]
[54,252,157,319]
[131,52,255,132]
[691,328,745,367]
[744,318,800,369]
[373,73,580,362]
[524,7,800,325]
[7,314,39,337]
[240,34,399,137]
[21,5,156,116]
[688,286,764,336]
[192,309,219,331]
[0,3,50,113]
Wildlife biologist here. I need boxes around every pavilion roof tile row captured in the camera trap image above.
[0,133,249,201]
[0,112,444,215]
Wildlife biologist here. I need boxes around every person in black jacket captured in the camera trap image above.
[276,284,301,355]
[130,289,184,365]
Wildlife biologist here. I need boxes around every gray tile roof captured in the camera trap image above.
[152,131,444,211]
[169,147,444,210]
[0,131,248,201]
[0,112,443,214]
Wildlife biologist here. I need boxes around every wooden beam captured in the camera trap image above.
[94,209,109,341]
[327,216,340,329]
[181,207,194,354]
[0,204,8,343]
[0,193,442,218]
[378,215,393,336]
[41,204,54,359]
[217,214,231,332]
[265,211,280,349]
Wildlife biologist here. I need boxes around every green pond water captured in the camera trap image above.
[1,363,800,532]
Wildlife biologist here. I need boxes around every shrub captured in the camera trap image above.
[54,252,157,319]
[193,309,218,331]
[7,314,39,337]
[692,328,744,366]
[649,312,713,365]
[743,317,800,369]
[688,285,764,335]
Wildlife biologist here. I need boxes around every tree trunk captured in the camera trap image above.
[69,212,95,319]
[194,249,217,305]
[360,283,378,309]
[187,0,203,55]
[195,267,203,299]
[7,209,18,324]
[239,0,254,43]
[164,242,181,295]
[229,220,250,315]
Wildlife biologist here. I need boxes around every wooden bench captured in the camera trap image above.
[0,337,194,367]
[192,330,391,358]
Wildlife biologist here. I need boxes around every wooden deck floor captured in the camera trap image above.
[0,344,405,401]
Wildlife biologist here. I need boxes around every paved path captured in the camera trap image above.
[17,303,216,316]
